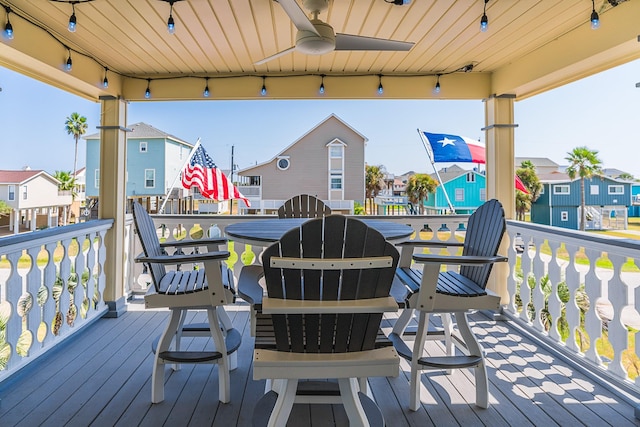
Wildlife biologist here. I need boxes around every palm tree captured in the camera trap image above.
[617,172,635,181]
[565,146,603,231]
[54,170,77,224]
[405,173,438,214]
[515,162,542,221]
[365,164,386,214]
[65,112,88,180]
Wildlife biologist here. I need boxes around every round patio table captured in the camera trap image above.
[225,217,413,246]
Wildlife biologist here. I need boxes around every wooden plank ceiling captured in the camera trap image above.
[0,0,638,101]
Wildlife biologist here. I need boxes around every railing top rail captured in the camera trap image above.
[0,219,114,255]
[507,219,640,252]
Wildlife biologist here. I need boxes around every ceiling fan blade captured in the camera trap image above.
[335,34,414,51]
[276,0,321,36]
[254,46,297,65]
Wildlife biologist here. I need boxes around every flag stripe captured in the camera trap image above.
[181,145,251,207]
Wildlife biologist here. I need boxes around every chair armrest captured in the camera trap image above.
[398,240,464,248]
[412,253,507,266]
[135,251,230,264]
[160,237,228,249]
[261,296,398,314]
[237,264,265,306]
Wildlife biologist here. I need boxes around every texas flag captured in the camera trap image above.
[422,131,486,164]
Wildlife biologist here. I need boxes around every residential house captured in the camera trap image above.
[424,165,487,214]
[0,169,72,234]
[515,157,560,175]
[531,171,632,230]
[85,123,194,213]
[236,114,366,214]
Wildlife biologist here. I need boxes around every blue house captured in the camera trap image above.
[85,123,193,210]
[628,183,640,217]
[531,172,632,230]
[423,165,486,214]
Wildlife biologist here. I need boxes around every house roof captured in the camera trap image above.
[0,169,45,184]
[515,157,560,169]
[85,122,193,148]
[430,164,483,184]
[238,114,366,173]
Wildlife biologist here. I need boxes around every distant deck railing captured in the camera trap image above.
[0,219,113,382]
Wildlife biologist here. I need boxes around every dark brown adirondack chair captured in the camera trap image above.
[252,215,400,426]
[389,199,507,411]
[277,194,331,218]
[132,202,241,404]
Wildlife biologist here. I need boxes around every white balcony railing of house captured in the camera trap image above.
[0,219,114,382]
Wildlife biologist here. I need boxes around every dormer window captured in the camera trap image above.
[277,156,290,170]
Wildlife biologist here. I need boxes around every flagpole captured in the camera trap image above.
[159,138,201,214]
[417,129,455,214]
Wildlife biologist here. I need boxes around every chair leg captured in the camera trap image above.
[440,313,454,374]
[207,308,231,403]
[410,311,429,412]
[455,311,489,409]
[268,379,298,427]
[152,308,183,403]
[338,378,369,427]
[392,308,414,336]
[216,306,238,370]
[358,377,371,398]
[173,310,188,371]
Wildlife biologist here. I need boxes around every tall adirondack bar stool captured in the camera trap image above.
[252,215,400,427]
[389,199,507,411]
[132,202,241,404]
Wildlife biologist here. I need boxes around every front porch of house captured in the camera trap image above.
[2,213,640,425]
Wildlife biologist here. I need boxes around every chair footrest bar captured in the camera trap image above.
[159,350,223,363]
[151,328,242,359]
[417,355,483,369]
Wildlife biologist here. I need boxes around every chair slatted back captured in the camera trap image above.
[262,215,399,354]
[133,202,166,292]
[277,194,332,219]
[459,199,506,289]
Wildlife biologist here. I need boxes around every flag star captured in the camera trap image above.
[438,137,456,147]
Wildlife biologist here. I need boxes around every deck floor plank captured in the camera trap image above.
[0,304,638,427]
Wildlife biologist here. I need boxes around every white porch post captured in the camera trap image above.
[98,96,129,317]
[30,209,36,231]
[483,94,517,305]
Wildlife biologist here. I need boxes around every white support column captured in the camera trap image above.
[30,209,36,231]
[483,94,517,305]
[98,96,130,317]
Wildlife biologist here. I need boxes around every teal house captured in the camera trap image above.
[85,122,193,203]
[423,165,486,214]
[531,172,632,230]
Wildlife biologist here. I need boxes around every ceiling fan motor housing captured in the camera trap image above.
[296,20,335,55]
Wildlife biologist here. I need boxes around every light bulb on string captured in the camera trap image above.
[65,50,73,71]
[480,0,489,32]
[433,74,441,94]
[319,75,325,95]
[103,67,109,88]
[590,0,600,29]
[4,7,13,40]
[377,75,383,95]
[68,3,77,32]
[261,76,267,96]
[203,78,210,97]
[145,79,151,99]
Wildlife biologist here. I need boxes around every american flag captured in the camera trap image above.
[181,144,251,207]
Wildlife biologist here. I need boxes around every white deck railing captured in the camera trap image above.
[0,219,113,382]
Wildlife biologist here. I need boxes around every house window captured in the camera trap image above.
[455,188,464,201]
[277,157,290,170]
[561,211,569,221]
[22,185,27,200]
[145,169,156,188]
[95,169,100,188]
[140,141,148,152]
[8,185,15,201]
[466,173,475,183]
[330,145,343,158]
[331,173,343,189]
[590,185,599,195]
[479,188,486,201]
[553,185,570,195]
[608,185,624,195]
[540,186,545,194]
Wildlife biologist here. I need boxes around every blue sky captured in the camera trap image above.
[1,59,639,177]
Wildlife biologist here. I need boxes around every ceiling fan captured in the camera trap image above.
[255,0,414,65]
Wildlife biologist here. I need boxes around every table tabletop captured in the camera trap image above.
[225,218,413,246]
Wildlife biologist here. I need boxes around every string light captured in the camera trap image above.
[590,0,600,29]
[480,0,489,32]
[145,79,151,98]
[65,49,73,71]
[103,67,109,88]
[319,75,325,95]
[261,76,267,96]
[377,74,383,95]
[3,6,13,40]
[49,1,96,33]
[160,0,184,35]
[203,77,210,97]
[433,74,441,94]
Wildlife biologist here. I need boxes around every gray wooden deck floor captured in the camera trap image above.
[0,302,638,427]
